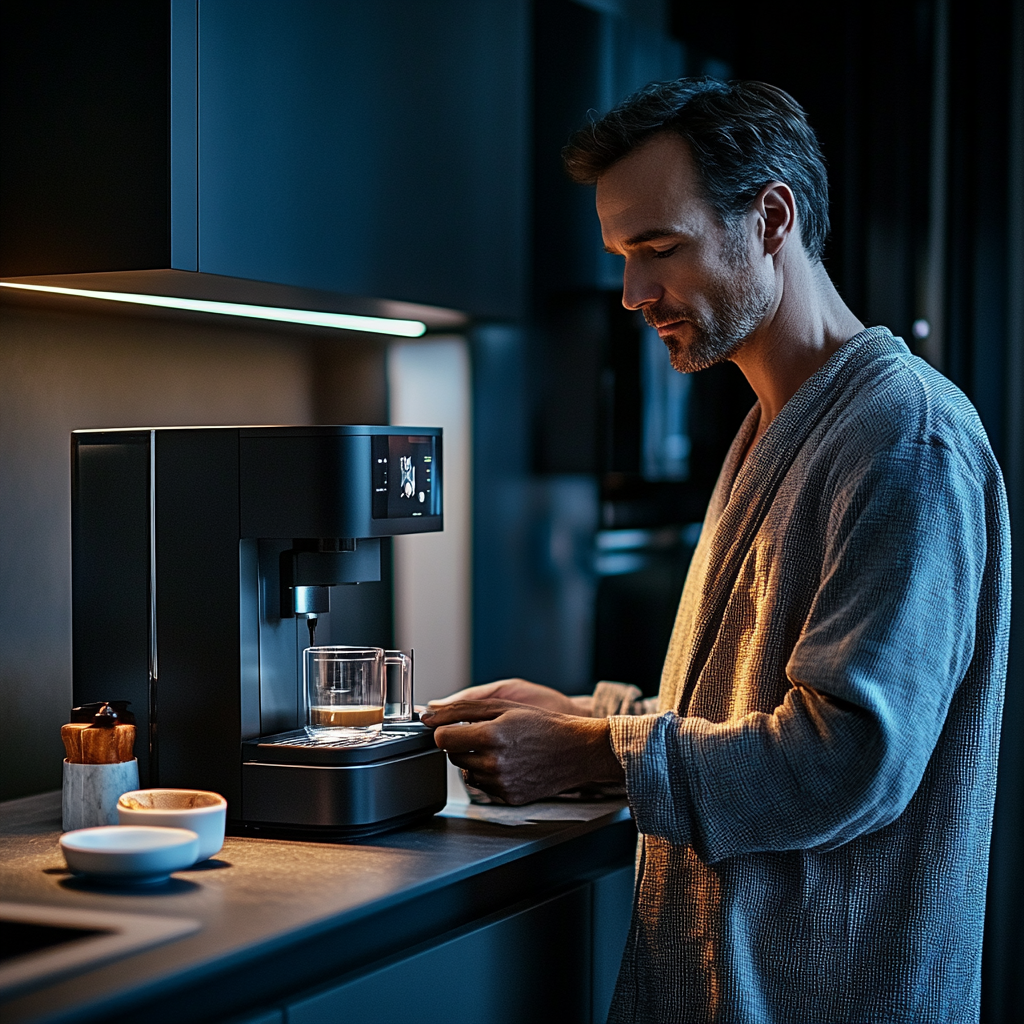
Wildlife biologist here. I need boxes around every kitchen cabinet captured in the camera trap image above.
[283,866,632,1024]
[2,2,532,321]
[287,886,591,1023]
[1,5,171,277]
[182,0,530,320]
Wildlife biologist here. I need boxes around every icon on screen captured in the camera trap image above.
[400,455,415,499]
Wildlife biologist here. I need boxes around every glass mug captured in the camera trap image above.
[304,646,412,740]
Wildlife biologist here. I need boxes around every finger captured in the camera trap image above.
[457,766,504,797]
[428,681,506,705]
[420,699,522,726]
[445,750,494,773]
[433,720,506,753]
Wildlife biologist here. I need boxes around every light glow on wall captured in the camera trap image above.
[0,281,428,337]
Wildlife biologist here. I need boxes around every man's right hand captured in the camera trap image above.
[428,678,592,717]
[420,699,622,804]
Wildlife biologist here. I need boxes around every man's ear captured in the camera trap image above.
[757,181,796,257]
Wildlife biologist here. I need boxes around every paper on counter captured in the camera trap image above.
[439,753,627,825]
[437,800,623,827]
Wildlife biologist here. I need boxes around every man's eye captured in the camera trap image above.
[652,246,678,259]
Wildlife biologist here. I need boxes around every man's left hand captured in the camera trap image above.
[419,699,624,805]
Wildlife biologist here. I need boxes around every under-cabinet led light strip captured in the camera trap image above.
[0,281,428,337]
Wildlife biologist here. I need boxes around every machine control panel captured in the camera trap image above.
[371,434,441,519]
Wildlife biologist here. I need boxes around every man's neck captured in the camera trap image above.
[732,258,865,433]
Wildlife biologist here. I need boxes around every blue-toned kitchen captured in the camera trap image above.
[1,2,1021,1023]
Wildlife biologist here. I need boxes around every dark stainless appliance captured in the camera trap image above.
[71,426,447,835]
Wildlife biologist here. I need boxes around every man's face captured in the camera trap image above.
[596,132,774,373]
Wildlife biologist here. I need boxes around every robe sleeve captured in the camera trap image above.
[592,681,647,717]
[607,438,990,862]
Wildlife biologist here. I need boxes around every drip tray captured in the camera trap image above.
[243,724,436,766]
[240,724,448,831]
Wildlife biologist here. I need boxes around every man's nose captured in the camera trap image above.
[621,261,662,311]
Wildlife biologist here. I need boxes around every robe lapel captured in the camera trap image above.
[673,327,901,711]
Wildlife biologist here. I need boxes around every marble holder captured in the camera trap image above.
[62,759,140,832]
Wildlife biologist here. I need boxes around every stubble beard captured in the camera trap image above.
[643,244,775,375]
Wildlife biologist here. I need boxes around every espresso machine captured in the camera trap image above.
[71,425,448,835]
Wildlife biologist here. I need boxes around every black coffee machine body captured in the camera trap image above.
[71,425,448,835]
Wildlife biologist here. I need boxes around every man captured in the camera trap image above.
[421,79,1010,1023]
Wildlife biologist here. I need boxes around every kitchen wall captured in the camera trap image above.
[0,294,396,801]
[389,339,472,703]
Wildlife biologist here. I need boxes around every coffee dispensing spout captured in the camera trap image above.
[280,538,383,648]
[292,585,330,646]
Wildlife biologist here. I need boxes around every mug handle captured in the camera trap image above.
[383,650,412,723]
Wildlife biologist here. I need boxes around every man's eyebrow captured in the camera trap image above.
[604,228,681,254]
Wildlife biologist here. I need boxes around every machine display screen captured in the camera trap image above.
[371,434,441,519]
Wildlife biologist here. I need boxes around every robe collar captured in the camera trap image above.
[675,326,908,705]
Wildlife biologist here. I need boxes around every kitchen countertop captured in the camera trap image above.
[0,791,636,1024]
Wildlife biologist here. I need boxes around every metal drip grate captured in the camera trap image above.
[273,732,408,750]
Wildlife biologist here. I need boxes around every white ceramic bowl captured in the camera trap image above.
[60,826,199,883]
[117,789,227,862]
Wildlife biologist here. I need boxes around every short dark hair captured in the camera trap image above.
[563,78,830,262]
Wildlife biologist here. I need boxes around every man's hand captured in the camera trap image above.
[419,699,623,805]
[428,678,593,716]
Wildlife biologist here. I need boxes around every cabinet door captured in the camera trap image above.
[192,0,529,319]
[591,864,635,1024]
[286,885,591,1024]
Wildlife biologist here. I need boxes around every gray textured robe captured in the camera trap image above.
[602,327,1010,1023]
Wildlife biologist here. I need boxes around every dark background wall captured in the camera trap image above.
[1,0,1021,1016]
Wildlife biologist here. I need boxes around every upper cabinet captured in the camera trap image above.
[178,0,530,319]
[3,1,531,321]
[1,5,172,278]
